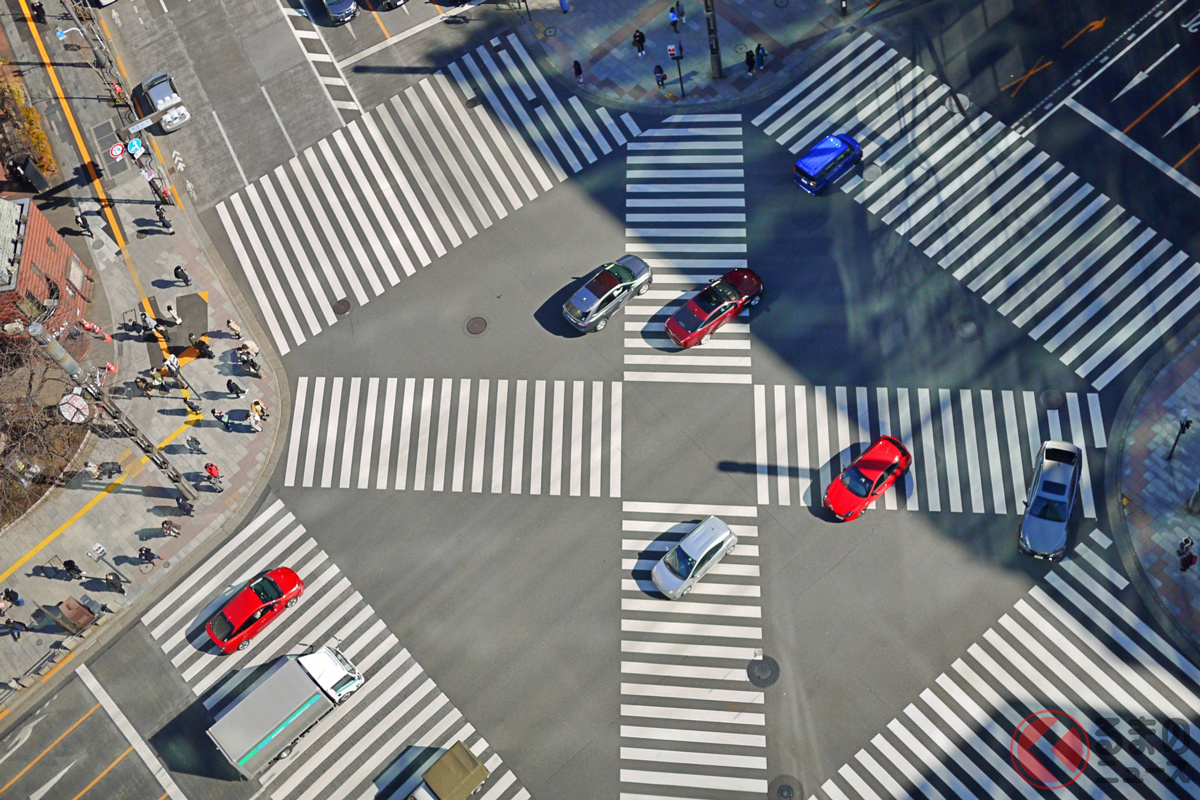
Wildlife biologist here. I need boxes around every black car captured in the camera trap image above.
[562,255,652,333]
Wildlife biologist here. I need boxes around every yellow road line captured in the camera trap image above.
[0,703,101,794]
[67,744,134,800]
[41,652,76,683]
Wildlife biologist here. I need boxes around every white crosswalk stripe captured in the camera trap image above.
[622,114,756,384]
[807,531,1200,800]
[217,33,638,356]
[619,501,769,798]
[753,385,1104,516]
[753,31,1200,391]
[284,376,622,497]
[138,498,529,800]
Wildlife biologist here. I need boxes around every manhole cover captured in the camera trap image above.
[466,316,488,335]
[863,164,882,181]
[1040,390,1064,409]
[770,775,802,799]
[333,299,351,315]
[465,97,482,109]
[946,93,972,113]
[955,319,979,339]
[136,230,149,240]
[747,655,779,687]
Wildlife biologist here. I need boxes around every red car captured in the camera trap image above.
[665,268,763,348]
[205,567,304,654]
[823,435,912,521]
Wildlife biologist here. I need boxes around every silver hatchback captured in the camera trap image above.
[1018,440,1082,560]
[651,516,737,600]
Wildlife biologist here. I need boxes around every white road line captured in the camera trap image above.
[571,381,584,496]
[357,377,379,490]
[1001,390,1026,504]
[1067,393,1097,518]
[218,201,291,355]
[623,501,757,516]
[795,386,810,506]
[271,165,346,303]
[621,639,757,660]
[394,378,414,491]
[774,385,791,506]
[871,734,950,800]
[471,379,489,493]
[918,388,940,512]
[257,175,335,325]
[611,382,622,498]
[754,385,769,504]
[550,380,565,496]
[310,143,386,296]
[620,682,763,703]
[492,379,508,494]
[877,387,897,510]
[835,386,851,472]
[347,120,427,271]
[287,153,368,304]
[331,127,405,285]
[939,389,963,513]
[896,387,916,511]
[958,389,984,513]
[620,705,764,726]
[323,377,343,488]
[620,746,766,770]
[286,376,307,487]
[590,382,603,497]
[815,386,831,492]
[303,376,324,488]
[1088,393,1107,447]
[1047,407,1062,442]
[340,378,361,490]
[885,718,975,798]
[362,110,446,259]
[433,378,453,492]
[413,378,434,491]
[620,725,765,748]
[452,378,471,493]
[530,380,546,495]
[511,380,527,494]
[979,391,1006,513]
[376,378,397,491]
[1022,390,1042,462]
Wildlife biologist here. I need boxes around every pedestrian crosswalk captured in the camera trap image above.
[752,32,1200,391]
[274,0,361,123]
[807,530,1200,799]
[623,114,756,384]
[138,498,529,800]
[752,384,1106,516]
[284,376,623,497]
[216,32,640,356]
[619,501,769,799]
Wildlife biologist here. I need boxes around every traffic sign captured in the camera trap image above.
[127,137,143,157]
[141,168,156,183]
[109,142,125,159]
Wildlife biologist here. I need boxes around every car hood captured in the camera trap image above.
[1020,514,1067,555]
[823,476,862,514]
[267,567,303,595]
[724,269,761,297]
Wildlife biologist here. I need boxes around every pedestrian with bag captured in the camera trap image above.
[212,409,232,431]
[654,65,666,88]
[7,618,28,640]
[161,519,182,537]
[226,319,242,339]
[227,379,245,398]
[137,547,158,565]
[135,376,154,397]
[75,211,93,239]
[176,495,195,516]
[173,265,191,286]
[63,559,85,580]
[633,30,646,57]
[251,399,270,419]
[105,573,126,595]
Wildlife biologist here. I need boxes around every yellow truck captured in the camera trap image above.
[409,742,489,800]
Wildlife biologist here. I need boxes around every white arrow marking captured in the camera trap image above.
[1165,103,1200,137]
[0,716,42,768]
[1114,43,1180,100]
[29,759,78,800]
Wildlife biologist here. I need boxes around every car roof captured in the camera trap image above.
[796,135,852,175]
[680,516,731,553]
[221,585,264,626]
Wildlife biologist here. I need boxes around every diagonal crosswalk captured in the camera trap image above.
[619,501,769,798]
[808,531,1200,799]
[139,498,530,800]
[622,114,756,384]
[283,376,623,498]
[753,385,1106,515]
[753,31,1200,391]
[217,32,640,356]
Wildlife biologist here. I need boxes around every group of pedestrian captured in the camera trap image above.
[628,4,765,89]
[745,43,767,76]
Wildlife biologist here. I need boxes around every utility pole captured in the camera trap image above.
[704,0,722,79]
[28,322,198,499]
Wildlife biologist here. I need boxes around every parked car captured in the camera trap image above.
[651,517,738,600]
[132,72,191,133]
[325,0,359,24]
[824,435,913,521]
[1018,441,1082,560]
[205,568,304,654]
[793,133,862,195]
[562,255,652,332]
[664,269,763,348]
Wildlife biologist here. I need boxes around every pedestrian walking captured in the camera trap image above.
[245,357,262,377]
[573,60,583,84]
[633,29,646,56]
[63,559,85,580]
[154,322,171,342]
[161,519,182,538]
[75,212,93,239]
[251,399,270,419]
[3,588,20,606]
[165,305,182,326]
[81,461,101,479]
[188,332,203,348]
[186,435,204,454]
[140,310,153,330]
[135,376,154,397]
[227,379,245,398]
[149,371,166,392]
[176,495,195,516]
[104,573,126,595]
[249,412,263,433]
[204,462,224,492]
[669,7,678,32]
[654,64,666,88]
[7,618,28,641]
[240,340,261,358]
[226,319,242,339]
[137,547,157,565]
[184,397,203,414]
[29,1,44,24]
[755,43,766,72]
[676,0,685,24]
[173,264,191,286]
[746,50,755,75]
[155,204,174,235]
[212,409,232,431]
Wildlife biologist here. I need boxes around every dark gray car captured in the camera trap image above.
[1018,440,1081,560]
[562,255,652,333]
[324,0,358,24]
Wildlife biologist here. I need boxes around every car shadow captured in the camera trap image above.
[534,282,586,338]
[629,519,700,599]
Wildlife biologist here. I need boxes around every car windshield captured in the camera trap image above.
[839,467,873,498]
[209,613,234,641]
[663,544,697,579]
[693,280,738,314]
[584,268,620,296]
[606,262,635,284]
[1029,497,1069,522]
[672,304,707,333]
[251,576,283,603]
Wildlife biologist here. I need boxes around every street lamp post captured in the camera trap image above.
[1168,409,1192,461]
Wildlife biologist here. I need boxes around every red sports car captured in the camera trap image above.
[205,567,304,654]
[823,435,912,521]
[665,268,763,348]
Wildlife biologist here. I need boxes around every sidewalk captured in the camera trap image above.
[1114,326,1200,663]
[0,11,284,711]
[519,0,857,112]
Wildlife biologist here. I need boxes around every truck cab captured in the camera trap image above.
[410,742,489,800]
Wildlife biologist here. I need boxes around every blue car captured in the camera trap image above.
[793,134,862,195]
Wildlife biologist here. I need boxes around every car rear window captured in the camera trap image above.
[209,613,234,641]
[1045,447,1078,465]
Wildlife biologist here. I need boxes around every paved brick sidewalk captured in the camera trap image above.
[0,12,284,712]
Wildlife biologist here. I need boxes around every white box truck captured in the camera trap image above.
[207,643,363,779]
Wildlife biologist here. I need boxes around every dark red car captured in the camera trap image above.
[205,567,304,654]
[823,435,913,521]
[665,268,763,348]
